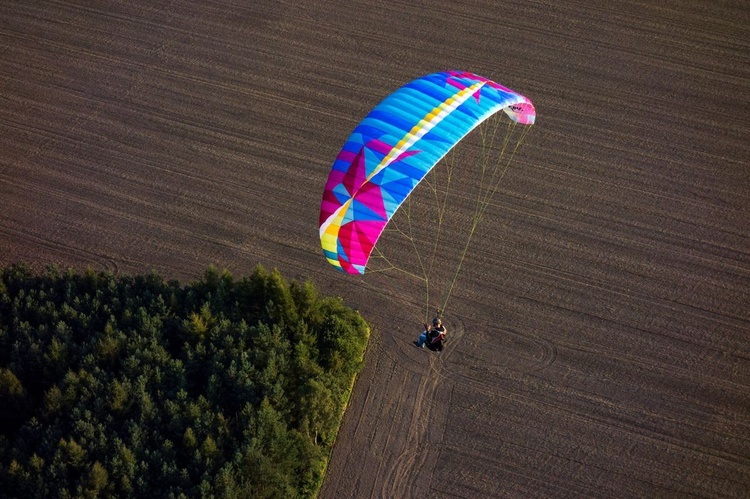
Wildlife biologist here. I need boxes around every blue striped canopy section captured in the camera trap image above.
[320,70,535,274]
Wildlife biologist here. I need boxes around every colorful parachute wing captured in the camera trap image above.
[319,70,535,274]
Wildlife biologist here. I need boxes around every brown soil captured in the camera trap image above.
[1,1,748,497]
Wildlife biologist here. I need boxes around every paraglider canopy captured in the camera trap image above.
[319,70,535,275]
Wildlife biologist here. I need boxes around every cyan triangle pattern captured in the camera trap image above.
[332,183,351,204]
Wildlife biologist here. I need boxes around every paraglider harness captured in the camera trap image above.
[423,322,446,352]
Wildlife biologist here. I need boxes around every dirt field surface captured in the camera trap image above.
[2,1,749,497]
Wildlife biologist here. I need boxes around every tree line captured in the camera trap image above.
[0,263,369,498]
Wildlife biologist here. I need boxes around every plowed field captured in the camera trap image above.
[2,1,748,497]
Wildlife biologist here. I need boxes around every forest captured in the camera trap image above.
[0,263,369,498]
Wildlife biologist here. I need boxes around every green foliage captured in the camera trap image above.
[0,263,369,498]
